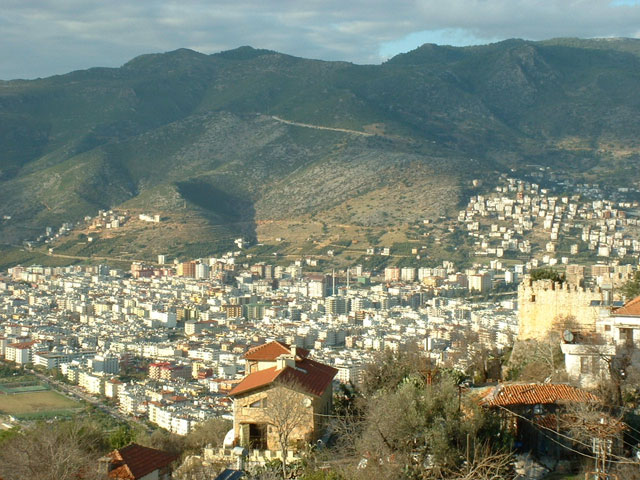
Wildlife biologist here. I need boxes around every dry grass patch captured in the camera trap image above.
[0,390,80,416]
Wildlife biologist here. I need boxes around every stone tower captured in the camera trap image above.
[517,277,604,341]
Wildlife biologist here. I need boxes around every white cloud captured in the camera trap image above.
[1,0,640,79]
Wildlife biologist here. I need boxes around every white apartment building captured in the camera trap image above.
[79,371,104,395]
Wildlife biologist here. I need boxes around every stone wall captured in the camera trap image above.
[233,385,316,451]
[517,277,604,340]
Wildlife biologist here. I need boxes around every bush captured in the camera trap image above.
[530,268,565,283]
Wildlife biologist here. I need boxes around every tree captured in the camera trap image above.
[0,426,20,445]
[0,360,20,377]
[137,428,186,458]
[109,424,137,449]
[341,375,511,479]
[530,267,565,283]
[621,270,640,300]
[316,346,518,479]
[183,417,232,454]
[595,343,640,407]
[333,381,363,418]
[441,442,514,480]
[0,419,108,480]
[560,401,630,477]
[361,345,427,397]
[165,418,230,480]
[263,378,313,479]
[506,332,566,383]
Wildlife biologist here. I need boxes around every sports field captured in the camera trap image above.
[0,380,49,394]
[0,390,81,418]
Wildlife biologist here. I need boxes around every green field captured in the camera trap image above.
[0,390,81,418]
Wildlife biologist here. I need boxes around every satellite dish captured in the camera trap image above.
[303,398,312,407]
[223,428,235,448]
[563,330,574,343]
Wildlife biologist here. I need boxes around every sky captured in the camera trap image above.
[2,0,640,80]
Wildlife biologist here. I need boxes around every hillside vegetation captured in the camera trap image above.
[1,39,640,258]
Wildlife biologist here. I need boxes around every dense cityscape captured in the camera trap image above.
[3,171,640,478]
[3,6,640,477]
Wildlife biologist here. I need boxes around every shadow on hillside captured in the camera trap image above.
[175,179,257,243]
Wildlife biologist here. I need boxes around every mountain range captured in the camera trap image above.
[1,38,640,261]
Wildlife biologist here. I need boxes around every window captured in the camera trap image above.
[604,325,611,332]
[591,357,600,375]
[249,397,267,408]
[580,357,591,374]
[619,328,633,343]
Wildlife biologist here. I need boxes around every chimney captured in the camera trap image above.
[290,345,297,359]
[276,354,295,370]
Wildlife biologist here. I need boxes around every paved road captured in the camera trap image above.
[42,250,148,265]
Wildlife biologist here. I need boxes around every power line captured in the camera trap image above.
[494,404,638,466]
[318,397,640,467]
[620,419,640,442]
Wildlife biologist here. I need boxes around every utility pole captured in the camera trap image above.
[585,415,620,480]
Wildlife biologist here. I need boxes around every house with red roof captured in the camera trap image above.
[5,339,38,364]
[477,383,605,459]
[228,341,337,452]
[609,294,640,346]
[478,383,600,409]
[102,443,177,480]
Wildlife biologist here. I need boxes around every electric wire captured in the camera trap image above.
[495,404,639,465]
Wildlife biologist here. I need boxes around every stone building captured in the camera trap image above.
[228,341,337,452]
[517,277,605,340]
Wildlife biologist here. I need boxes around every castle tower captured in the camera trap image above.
[517,276,604,340]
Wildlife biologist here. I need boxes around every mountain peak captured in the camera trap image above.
[122,48,208,71]
[215,46,278,60]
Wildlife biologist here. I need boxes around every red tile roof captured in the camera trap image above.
[612,295,640,316]
[228,357,337,398]
[278,358,338,397]
[108,443,177,479]
[228,366,280,396]
[243,340,309,361]
[7,340,36,349]
[534,413,559,430]
[478,383,600,407]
